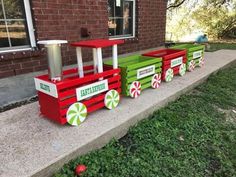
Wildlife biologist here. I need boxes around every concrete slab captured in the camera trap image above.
[0,50,236,177]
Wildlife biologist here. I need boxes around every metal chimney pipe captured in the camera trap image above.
[38,40,68,82]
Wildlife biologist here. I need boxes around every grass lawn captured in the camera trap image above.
[207,42,236,52]
[54,66,236,177]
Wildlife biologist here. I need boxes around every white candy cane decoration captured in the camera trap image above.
[188,60,195,72]
[151,74,161,89]
[129,81,141,98]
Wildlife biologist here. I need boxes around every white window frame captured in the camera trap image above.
[0,0,36,54]
[109,0,136,40]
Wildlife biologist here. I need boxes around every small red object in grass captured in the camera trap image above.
[75,164,87,176]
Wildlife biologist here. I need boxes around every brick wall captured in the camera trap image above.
[0,0,167,79]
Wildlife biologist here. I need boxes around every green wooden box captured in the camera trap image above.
[172,44,205,71]
[104,55,162,98]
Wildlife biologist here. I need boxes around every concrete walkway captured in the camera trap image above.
[0,50,236,177]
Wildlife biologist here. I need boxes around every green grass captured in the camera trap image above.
[207,43,236,52]
[54,66,236,177]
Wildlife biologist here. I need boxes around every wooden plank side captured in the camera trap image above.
[162,57,187,70]
[62,65,94,75]
[118,56,161,68]
[58,75,121,100]
[58,80,121,108]
[87,102,105,113]
[126,75,153,89]
[126,63,162,77]
[188,45,205,52]
[162,65,182,77]
[163,51,186,61]
[126,59,161,71]
[104,55,140,66]
[117,55,141,65]
[60,87,121,117]
[38,92,62,124]
[124,78,158,96]
[126,68,162,83]
[57,68,120,90]
[172,44,204,53]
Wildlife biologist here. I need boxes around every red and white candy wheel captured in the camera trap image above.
[129,81,141,98]
[188,60,195,72]
[199,57,205,67]
[151,74,161,89]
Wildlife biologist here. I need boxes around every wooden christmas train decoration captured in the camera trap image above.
[34,39,205,126]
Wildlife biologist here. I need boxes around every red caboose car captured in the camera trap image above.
[143,48,187,82]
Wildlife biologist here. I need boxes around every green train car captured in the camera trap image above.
[104,55,162,98]
[172,44,205,71]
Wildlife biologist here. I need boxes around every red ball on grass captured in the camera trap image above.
[75,164,87,176]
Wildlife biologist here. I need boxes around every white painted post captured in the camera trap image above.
[112,44,118,69]
[93,48,98,73]
[97,48,103,80]
[112,44,118,76]
[76,47,84,78]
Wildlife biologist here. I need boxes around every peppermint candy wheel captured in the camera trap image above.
[151,74,161,89]
[129,81,141,98]
[179,63,186,76]
[104,89,120,110]
[198,57,205,67]
[66,102,87,126]
[164,68,174,82]
[187,60,195,72]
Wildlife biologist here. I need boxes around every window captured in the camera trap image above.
[0,0,35,53]
[108,0,135,39]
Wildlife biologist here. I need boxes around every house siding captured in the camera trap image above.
[0,0,167,79]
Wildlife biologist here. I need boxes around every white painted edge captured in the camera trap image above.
[37,40,68,45]
[24,0,36,48]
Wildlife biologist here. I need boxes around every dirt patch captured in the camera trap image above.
[119,134,137,153]
[213,105,236,124]
[0,96,38,113]
[187,89,203,96]
[205,158,221,177]
[225,109,236,124]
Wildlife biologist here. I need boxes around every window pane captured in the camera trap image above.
[123,1,133,35]
[0,1,4,19]
[115,4,123,17]
[0,21,10,47]
[4,0,25,19]
[108,0,134,38]
[125,18,133,35]
[7,20,30,46]
[108,19,116,36]
[0,0,35,51]
[115,19,124,36]
[108,0,114,18]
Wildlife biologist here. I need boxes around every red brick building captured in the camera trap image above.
[0,0,167,79]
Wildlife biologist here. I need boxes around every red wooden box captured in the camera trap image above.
[143,49,187,82]
[35,66,121,125]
